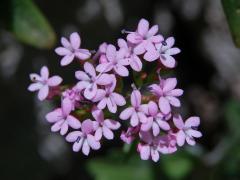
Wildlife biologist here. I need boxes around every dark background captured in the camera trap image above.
[1,0,240,179]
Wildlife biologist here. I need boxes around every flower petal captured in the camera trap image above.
[176,130,186,146]
[112,93,126,106]
[102,126,114,140]
[84,62,96,78]
[87,134,101,150]
[67,115,81,129]
[185,117,200,128]
[38,85,49,101]
[140,145,150,160]
[104,119,121,130]
[143,50,159,62]
[28,83,42,91]
[82,140,90,155]
[159,97,171,114]
[47,76,62,86]
[120,107,134,120]
[114,64,129,77]
[106,97,117,113]
[137,18,149,36]
[70,32,81,49]
[163,78,177,92]
[60,54,74,66]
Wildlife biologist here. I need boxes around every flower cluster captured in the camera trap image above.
[28,19,202,162]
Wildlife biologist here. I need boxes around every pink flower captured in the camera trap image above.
[158,132,177,154]
[140,101,170,136]
[120,88,147,127]
[96,44,129,77]
[138,131,162,162]
[144,37,181,68]
[28,66,62,101]
[93,42,108,63]
[66,119,100,155]
[126,18,163,55]
[149,77,183,114]
[118,38,142,72]
[75,62,112,100]
[45,98,81,135]
[55,32,91,66]
[173,115,202,146]
[120,126,139,144]
[92,107,120,140]
[93,75,126,113]
[62,86,83,110]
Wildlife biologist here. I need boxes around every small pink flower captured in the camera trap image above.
[66,119,101,155]
[62,86,83,110]
[138,131,162,162]
[92,107,120,140]
[173,115,202,146]
[126,18,163,55]
[45,98,81,135]
[140,101,170,136]
[120,126,140,144]
[28,66,62,101]
[149,77,183,114]
[75,62,112,100]
[55,32,91,66]
[96,44,129,77]
[144,37,181,68]
[118,39,142,72]
[120,88,147,127]
[93,75,126,113]
[158,132,177,154]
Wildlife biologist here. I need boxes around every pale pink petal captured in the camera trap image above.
[167,96,181,107]
[137,19,149,36]
[60,54,74,66]
[152,122,160,136]
[70,32,81,49]
[60,121,69,135]
[176,130,186,146]
[55,47,71,56]
[118,58,130,66]
[40,66,49,80]
[96,73,112,85]
[47,76,62,86]
[143,50,159,62]
[81,119,94,134]
[141,118,153,131]
[186,136,196,146]
[67,115,81,129]
[76,81,90,90]
[61,37,71,48]
[114,64,129,77]
[147,25,158,37]
[116,48,126,59]
[185,117,200,128]
[30,73,42,81]
[163,78,177,92]
[102,126,114,139]
[38,85,49,101]
[117,38,128,48]
[159,97,171,114]
[82,140,90,155]
[157,119,170,131]
[127,33,142,44]
[96,63,113,73]
[151,149,160,162]
[165,47,181,55]
[45,108,63,123]
[91,107,104,122]
[138,112,148,123]
[140,145,150,160]
[104,119,121,130]
[186,129,202,138]
[130,55,142,72]
[75,71,90,81]
[106,44,116,62]
[75,50,91,60]
[106,97,117,113]
[84,62,96,78]
[87,134,101,150]
[95,128,103,141]
[84,83,97,100]
[92,89,106,102]
[160,54,176,68]
[120,107,134,120]
[112,93,126,106]
[148,101,158,116]
[149,35,164,43]
[130,111,139,127]
[131,89,141,107]
[73,139,83,152]
[167,89,183,97]
[51,120,64,132]
[66,131,82,142]
[28,83,42,91]
[134,42,145,55]
[97,98,107,110]
[173,115,184,129]
[62,98,72,116]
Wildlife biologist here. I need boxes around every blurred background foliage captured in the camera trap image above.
[1,0,240,180]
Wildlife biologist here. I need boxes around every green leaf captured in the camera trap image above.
[87,150,154,180]
[222,0,240,47]
[11,0,56,49]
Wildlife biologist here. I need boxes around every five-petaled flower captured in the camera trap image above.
[45,98,81,135]
[55,32,91,66]
[28,66,62,101]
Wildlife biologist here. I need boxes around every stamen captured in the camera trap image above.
[131,83,137,90]
[121,29,133,34]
